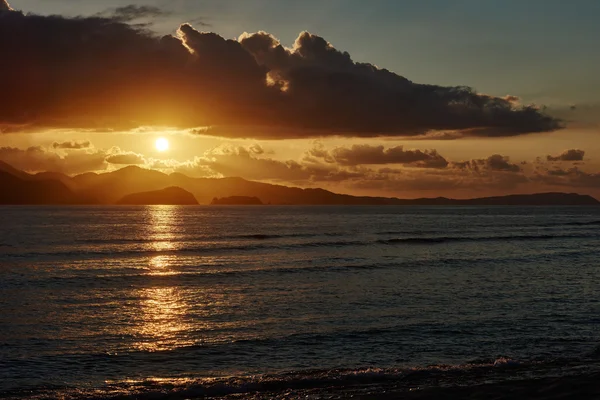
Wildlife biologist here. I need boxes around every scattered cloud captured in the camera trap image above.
[105,151,145,165]
[52,140,92,150]
[534,166,600,188]
[0,144,151,174]
[547,149,585,162]
[97,5,170,22]
[452,154,521,173]
[185,16,210,28]
[0,146,107,175]
[311,144,448,168]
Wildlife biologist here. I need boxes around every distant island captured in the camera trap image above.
[211,196,264,205]
[0,161,599,206]
[117,187,198,205]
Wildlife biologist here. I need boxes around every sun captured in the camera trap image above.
[155,137,169,152]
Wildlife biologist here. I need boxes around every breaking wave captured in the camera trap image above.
[5,356,599,400]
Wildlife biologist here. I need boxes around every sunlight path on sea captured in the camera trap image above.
[134,206,191,352]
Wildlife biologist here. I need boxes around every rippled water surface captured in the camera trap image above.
[1,205,600,398]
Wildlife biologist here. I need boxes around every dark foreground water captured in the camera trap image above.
[1,206,600,399]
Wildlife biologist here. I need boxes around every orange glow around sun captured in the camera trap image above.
[155,137,169,152]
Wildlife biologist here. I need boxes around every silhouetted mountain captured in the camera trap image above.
[117,187,198,205]
[211,196,264,205]
[423,193,600,206]
[0,162,598,206]
[34,171,78,191]
[0,160,32,180]
[0,170,84,204]
[74,166,171,204]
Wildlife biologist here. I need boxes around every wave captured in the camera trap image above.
[2,239,368,260]
[5,357,599,400]
[5,231,599,261]
[562,220,600,226]
[76,232,346,245]
[377,233,598,245]
[377,220,600,236]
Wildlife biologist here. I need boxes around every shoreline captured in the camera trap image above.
[217,371,600,399]
[6,362,600,400]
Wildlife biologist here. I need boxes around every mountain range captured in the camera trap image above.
[0,161,598,206]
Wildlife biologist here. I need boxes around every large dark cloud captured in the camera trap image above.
[0,5,561,138]
[547,149,585,162]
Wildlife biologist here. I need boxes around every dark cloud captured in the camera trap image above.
[238,31,561,137]
[547,149,585,162]
[453,154,521,173]
[0,7,561,138]
[534,166,600,188]
[98,5,170,22]
[326,144,448,168]
[52,140,92,150]
[105,152,145,165]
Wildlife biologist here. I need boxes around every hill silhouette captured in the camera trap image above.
[0,162,598,206]
[117,187,198,205]
[0,170,84,204]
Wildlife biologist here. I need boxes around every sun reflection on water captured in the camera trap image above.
[147,205,178,253]
[134,286,193,352]
[132,206,193,352]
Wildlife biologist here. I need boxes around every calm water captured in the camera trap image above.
[2,206,600,398]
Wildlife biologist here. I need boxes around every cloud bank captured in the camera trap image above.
[2,139,598,196]
[0,4,561,138]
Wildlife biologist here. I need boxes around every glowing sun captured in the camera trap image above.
[155,137,169,152]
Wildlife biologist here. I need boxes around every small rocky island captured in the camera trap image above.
[117,187,198,205]
[211,196,264,205]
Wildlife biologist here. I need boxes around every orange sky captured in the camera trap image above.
[1,3,599,199]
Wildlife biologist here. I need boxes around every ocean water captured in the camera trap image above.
[1,205,600,399]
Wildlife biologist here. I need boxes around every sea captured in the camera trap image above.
[1,205,600,399]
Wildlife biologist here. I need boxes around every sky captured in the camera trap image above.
[1,0,599,198]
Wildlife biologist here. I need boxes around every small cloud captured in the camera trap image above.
[249,144,264,155]
[453,154,521,173]
[98,5,170,22]
[52,140,92,150]
[547,149,585,162]
[186,16,211,28]
[105,151,145,165]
